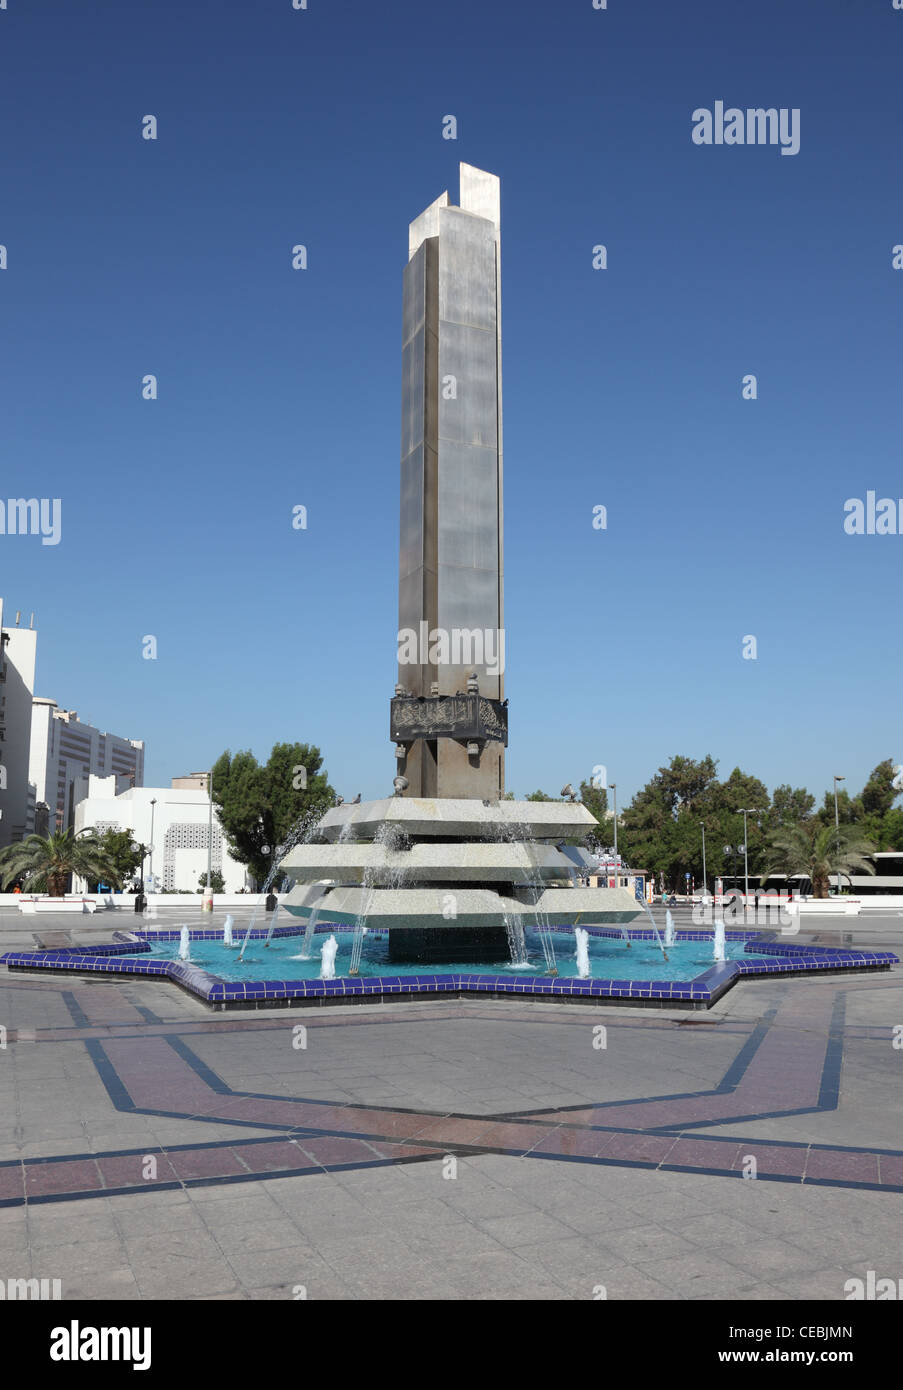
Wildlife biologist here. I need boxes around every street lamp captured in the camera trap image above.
[203,770,214,912]
[833,775,845,896]
[610,783,617,887]
[146,798,157,890]
[700,822,707,897]
[738,809,764,912]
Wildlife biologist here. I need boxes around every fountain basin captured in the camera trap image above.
[1,927,896,1012]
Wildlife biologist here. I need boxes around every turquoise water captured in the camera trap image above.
[130,929,765,983]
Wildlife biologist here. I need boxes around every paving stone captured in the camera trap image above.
[1,947,901,1302]
[597,1222,704,1265]
[635,1251,756,1299]
[208,1219,310,1255]
[132,1255,241,1300]
[719,1233,839,1281]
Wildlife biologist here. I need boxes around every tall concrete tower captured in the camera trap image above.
[391,163,507,800]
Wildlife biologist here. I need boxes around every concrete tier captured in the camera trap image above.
[283,882,640,932]
[281,840,598,886]
[316,797,598,843]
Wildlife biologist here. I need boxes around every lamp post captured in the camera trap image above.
[147,798,157,891]
[739,809,763,915]
[833,775,845,896]
[203,770,214,912]
[700,822,707,898]
[610,783,617,888]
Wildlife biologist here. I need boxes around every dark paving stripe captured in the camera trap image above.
[0,1136,456,1208]
[5,1119,902,1209]
[62,990,91,1027]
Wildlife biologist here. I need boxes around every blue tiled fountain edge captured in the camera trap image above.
[0,925,896,1009]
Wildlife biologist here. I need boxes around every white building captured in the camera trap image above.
[73,775,250,893]
[29,700,144,834]
[0,602,38,849]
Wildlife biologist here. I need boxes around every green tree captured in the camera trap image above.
[877,806,903,850]
[618,757,772,891]
[525,789,559,802]
[658,754,720,815]
[0,829,122,896]
[760,823,876,898]
[618,755,720,887]
[860,759,899,818]
[90,829,145,888]
[816,787,861,827]
[212,742,334,887]
[769,784,815,827]
[198,870,226,894]
[579,779,608,821]
[711,768,770,817]
[579,779,611,849]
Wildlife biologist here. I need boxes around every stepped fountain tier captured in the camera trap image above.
[281,797,642,963]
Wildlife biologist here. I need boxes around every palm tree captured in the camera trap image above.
[0,828,123,897]
[760,822,876,899]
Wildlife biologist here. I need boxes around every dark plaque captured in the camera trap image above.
[390,694,508,747]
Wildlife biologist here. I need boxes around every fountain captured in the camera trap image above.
[574,927,591,979]
[713,918,726,962]
[263,902,280,947]
[320,935,339,980]
[348,822,407,975]
[237,808,322,963]
[278,164,643,968]
[236,917,254,963]
[637,900,669,962]
[222,914,234,948]
[178,925,190,962]
[503,909,530,968]
[296,881,333,960]
[664,909,675,947]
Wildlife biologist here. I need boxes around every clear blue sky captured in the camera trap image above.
[1,0,901,809]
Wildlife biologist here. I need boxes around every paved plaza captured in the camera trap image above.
[1,906,901,1301]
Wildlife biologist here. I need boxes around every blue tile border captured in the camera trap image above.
[0,923,896,1010]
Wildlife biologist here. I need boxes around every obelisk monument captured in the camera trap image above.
[390,163,507,801]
